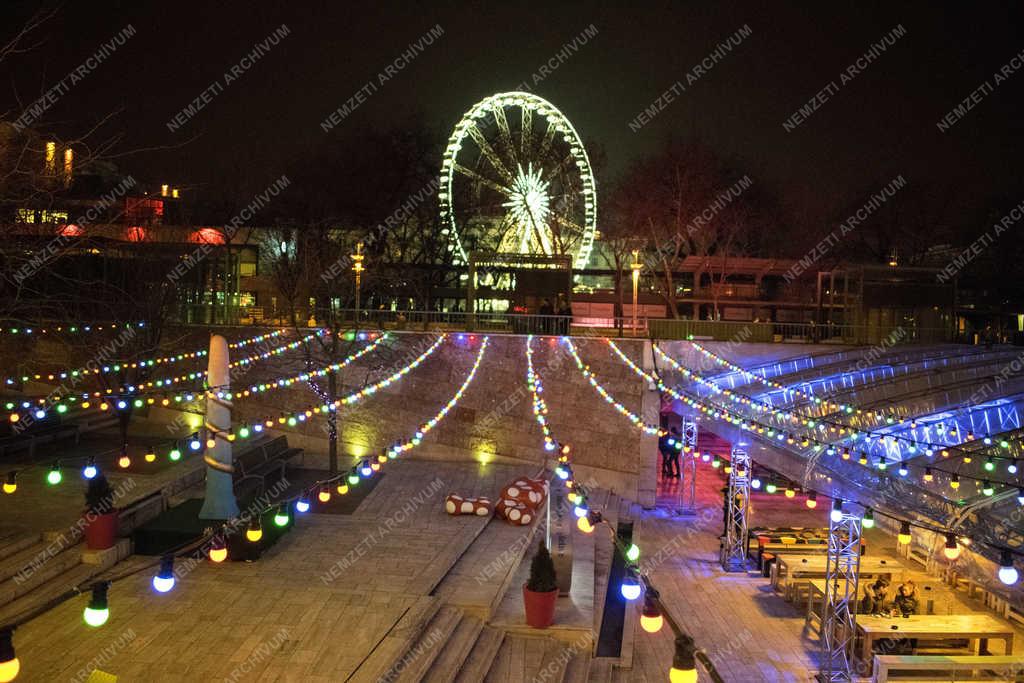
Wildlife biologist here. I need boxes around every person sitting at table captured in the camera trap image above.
[892,580,919,616]
[860,578,890,615]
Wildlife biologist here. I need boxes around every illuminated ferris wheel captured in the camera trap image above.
[439,92,597,270]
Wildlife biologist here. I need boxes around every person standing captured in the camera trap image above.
[556,293,572,335]
[666,427,682,479]
[539,298,554,335]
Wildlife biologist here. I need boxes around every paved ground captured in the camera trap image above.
[10,460,528,682]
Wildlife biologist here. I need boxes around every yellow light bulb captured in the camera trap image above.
[206,438,216,449]
[669,667,698,683]
[944,545,960,561]
[0,657,20,683]
[118,456,131,469]
[784,488,795,498]
[209,547,228,563]
[577,516,594,534]
[2,483,15,495]
[640,613,663,634]
[318,490,331,503]
[246,527,263,543]
[144,452,156,463]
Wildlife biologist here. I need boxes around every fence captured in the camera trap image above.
[174,307,958,346]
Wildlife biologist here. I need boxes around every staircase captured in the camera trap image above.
[369,604,590,683]
[0,529,129,623]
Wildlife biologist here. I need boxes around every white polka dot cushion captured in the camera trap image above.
[500,477,548,511]
[445,493,493,516]
[496,498,533,526]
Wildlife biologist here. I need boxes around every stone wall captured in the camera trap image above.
[223,333,653,500]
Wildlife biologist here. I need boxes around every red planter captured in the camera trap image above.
[523,584,558,628]
[84,511,119,550]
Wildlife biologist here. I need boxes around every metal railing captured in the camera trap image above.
[172,307,959,346]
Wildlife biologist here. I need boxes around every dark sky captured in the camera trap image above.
[4,0,1023,225]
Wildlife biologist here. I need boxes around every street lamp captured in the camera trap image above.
[630,249,643,336]
[351,241,365,325]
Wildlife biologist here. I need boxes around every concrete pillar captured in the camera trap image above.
[199,334,240,520]
[637,340,660,509]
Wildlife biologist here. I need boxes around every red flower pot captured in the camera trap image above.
[523,584,558,629]
[84,511,119,550]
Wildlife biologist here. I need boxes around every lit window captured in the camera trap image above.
[190,228,225,245]
[16,209,35,223]
[240,262,257,277]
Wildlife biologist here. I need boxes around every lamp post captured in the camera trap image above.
[351,241,365,326]
[630,250,642,336]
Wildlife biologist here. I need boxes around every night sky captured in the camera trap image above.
[5,0,1023,226]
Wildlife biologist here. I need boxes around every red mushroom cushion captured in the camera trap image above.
[496,498,533,526]
[445,494,493,516]
[500,477,548,510]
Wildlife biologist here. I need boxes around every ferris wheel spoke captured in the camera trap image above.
[466,122,516,184]
[538,119,558,160]
[521,106,532,157]
[491,106,520,171]
[454,163,511,196]
[543,152,576,183]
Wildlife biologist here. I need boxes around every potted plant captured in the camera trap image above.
[523,542,558,628]
[83,474,118,550]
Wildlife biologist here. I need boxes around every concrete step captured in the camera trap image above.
[563,649,592,683]
[422,614,484,683]
[392,605,463,683]
[0,530,40,559]
[347,596,441,683]
[0,537,82,606]
[0,534,45,581]
[0,539,127,624]
[453,625,504,683]
[586,658,613,683]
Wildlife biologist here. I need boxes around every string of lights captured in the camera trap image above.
[683,342,1024,464]
[526,336,722,683]
[0,321,146,336]
[239,332,385,395]
[3,334,439,494]
[0,339,492,681]
[561,337,664,436]
[2,329,285,388]
[653,343,1015,464]
[640,344,1023,489]
[703,446,1023,578]
[608,339,1022,577]
[5,330,324,423]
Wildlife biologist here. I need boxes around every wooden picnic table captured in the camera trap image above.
[805,579,946,634]
[773,555,906,601]
[856,614,1015,668]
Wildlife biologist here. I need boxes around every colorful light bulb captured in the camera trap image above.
[943,534,960,561]
[46,463,62,485]
[897,521,912,545]
[620,575,641,601]
[152,556,176,593]
[640,594,663,634]
[998,550,1018,585]
[83,583,110,627]
[273,504,289,527]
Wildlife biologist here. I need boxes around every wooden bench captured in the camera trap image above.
[233,438,302,500]
[0,421,81,458]
[872,654,1024,682]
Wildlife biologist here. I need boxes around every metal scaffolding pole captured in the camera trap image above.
[719,447,750,571]
[676,418,699,516]
[819,512,862,682]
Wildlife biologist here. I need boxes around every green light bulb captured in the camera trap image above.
[83,606,109,628]
[46,468,62,485]
[168,449,181,461]
[625,544,640,562]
